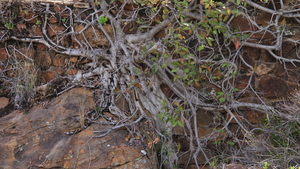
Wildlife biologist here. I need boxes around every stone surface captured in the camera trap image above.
[53,54,66,67]
[31,25,42,36]
[0,48,8,60]
[0,97,9,109]
[0,88,152,169]
[15,47,35,60]
[42,70,55,82]
[224,164,246,169]
[178,148,212,167]
[35,51,52,70]
[69,56,78,63]
[235,97,266,124]
[36,43,47,50]
[257,75,290,98]
[24,12,37,24]
[196,110,225,141]
[73,24,114,47]
[67,68,78,75]
[234,75,254,92]
[275,62,300,81]
[255,62,275,76]
[47,24,66,37]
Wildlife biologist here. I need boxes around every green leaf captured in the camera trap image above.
[174,75,180,81]
[216,2,223,6]
[133,67,140,74]
[171,68,177,73]
[199,67,202,73]
[98,16,109,24]
[197,45,205,51]
[184,68,190,73]
[5,23,14,29]
[206,37,215,46]
[152,65,158,73]
[177,121,184,127]
[213,140,221,145]
[219,97,226,103]
[212,76,221,80]
[233,88,239,92]
[221,63,229,67]
[227,141,235,145]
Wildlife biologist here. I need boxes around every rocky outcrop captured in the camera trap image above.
[0,88,151,169]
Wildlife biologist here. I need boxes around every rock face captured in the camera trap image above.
[0,88,151,169]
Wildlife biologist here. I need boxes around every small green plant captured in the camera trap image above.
[209,161,217,167]
[157,100,184,127]
[5,23,14,30]
[216,91,226,103]
[227,141,234,145]
[35,20,41,25]
[263,162,270,169]
[62,18,67,23]
[98,16,109,25]
[133,67,140,74]
[95,106,102,113]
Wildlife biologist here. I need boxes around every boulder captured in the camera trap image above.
[0,88,152,169]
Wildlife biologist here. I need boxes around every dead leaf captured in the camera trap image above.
[179,58,184,64]
[125,133,132,141]
[153,137,160,144]
[134,83,141,88]
[148,141,153,148]
[231,38,241,49]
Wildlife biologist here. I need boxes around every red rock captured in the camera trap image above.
[36,43,47,50]
[73,24,114,47]
[55,67,65,75]
[31,25,43,36]
[15,47,35,60]
[35,51,52,70]
[0,88,152,168]
[42,71,55,82]
[257,75,289,98]
[243,47,260,60]
[59,13,70,19]
[178,148,212,167]
[224,164,246,169]
[160,84,174,98]
[227,110,265,124]
[240,52,255,70]
[122,21,138,34]
[196,110,225,141]
[24,12,37,23]
[0,48,8,60]
[53,54,66,67]
[255,62,275,76]
[69,56,78,63]
[226,112,242,124]
[124,3,139,10]
[154,30,165,39]
[49,16,58,23]
[245,111,265,124]
[47,25,65,37]
[0,97,9,109]
[234,75,253,91]
[275,62,300,80]
[67,68,78,75]
[187,165,210,169]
